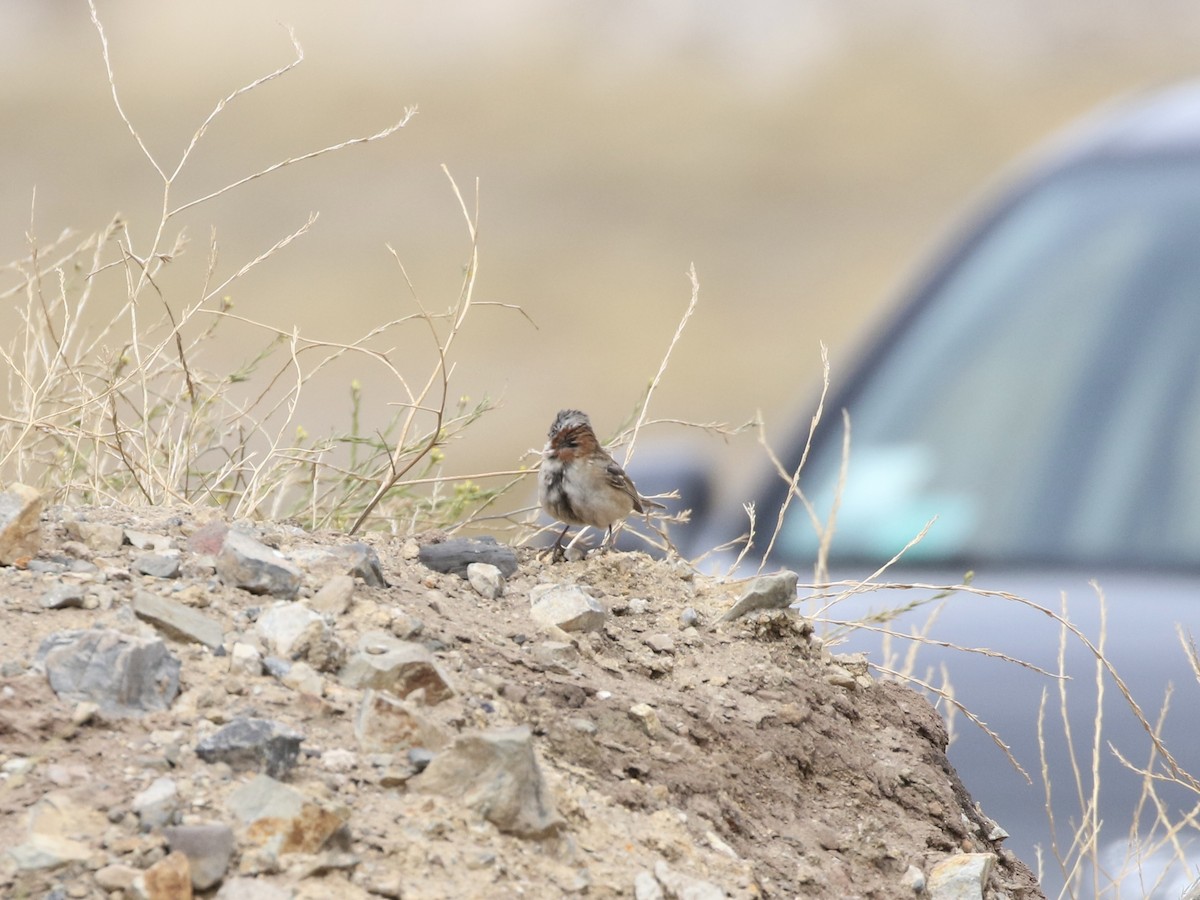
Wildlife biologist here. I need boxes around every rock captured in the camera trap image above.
[216,529,301,598]
[408,747,435,773]
[355,689,449,753]
[652,860,726,900]
[629,703,664,740]
[718,570,799,622]
[529,583,606,633]
[229,776,347,855]
[39,584,86,610]
[901,864,926,894]
[644,634,675,654]
[229,642,263,677]
[195,717,304,779]
[7,834,92,870]
[8,791,108,871]
[165,823,236,891]
[126,529,173,551]
[256,602,323,657]
[143,850,193,900]
[928,852,995,899]
[533,640,580,673]
[634,871,664,900]
[418,536,518,578]
[216,877,294,899]
[281,660,324,696]
[0,483,42,564]
[310,574,355,615]
[133,590,224,650]
[39,628,181,715]
[627,598,650,615]
[337,541,388,587]
[255,602,344,672]
[63,517,123,553]
[680,607,700,627]
[132,775,180,829]
[413,725,564,838]
[340,632,454,704]
[95,863,141,891]
[186,520,228,555]
[467,562,505,600]
[134,552,182,579]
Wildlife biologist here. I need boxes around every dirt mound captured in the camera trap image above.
[0,503,1043,898]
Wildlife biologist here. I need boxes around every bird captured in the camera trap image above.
[538,409,664,560]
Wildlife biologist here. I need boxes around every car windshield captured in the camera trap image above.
[781,157,1200,569]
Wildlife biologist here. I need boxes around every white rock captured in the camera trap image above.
[467,562,505,600]
[229,642,263,677]
[529,583,606,633]
[255,602,322,657]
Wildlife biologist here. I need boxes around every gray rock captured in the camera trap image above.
[718,570,799,622]
[39,628,180,716]
[216,529,301,598]
[413,725,564,838]
[337,541,388,587]
[355,689,449,753]
[680,607,700,627]
[529,583,606,633]
[195,717,304,779]
[133,590,224,650]
[340,631,454,704]
[0,483,42,565]
[927,852,996,900]
[164,823,235,891]
[418,536,518,578]
[132,776,179,829]
[309,574,355,615]
[407,747,435,773]
[39,585,86,610]
[467,562,505,600]
[134,552,181,579]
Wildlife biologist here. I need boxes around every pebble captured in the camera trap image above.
[310,574,355,615]
[529,583,607,633]
[467,562,505,600]
[0,483,42,563]
[39,628,181,715]
[195,717,305,779]
[216,529,302,598]
[39,585,86,610]
[718,570,799,622]
[165,823,236,891]
[417,536,519,578]
[134,552,182,579]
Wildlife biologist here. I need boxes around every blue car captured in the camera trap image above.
[672,81,1200,898]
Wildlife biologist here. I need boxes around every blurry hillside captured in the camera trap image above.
[3,1,1200,515]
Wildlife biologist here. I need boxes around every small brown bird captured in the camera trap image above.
[538,409,663,559]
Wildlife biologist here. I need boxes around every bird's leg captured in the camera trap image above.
[550,523,571,562]
[599,525,615,553]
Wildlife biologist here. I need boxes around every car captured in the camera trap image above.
[661,80,1200,898]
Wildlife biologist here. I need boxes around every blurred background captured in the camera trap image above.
[4,0,1200,513]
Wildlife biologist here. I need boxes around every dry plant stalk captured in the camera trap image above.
[1,4,526,533]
